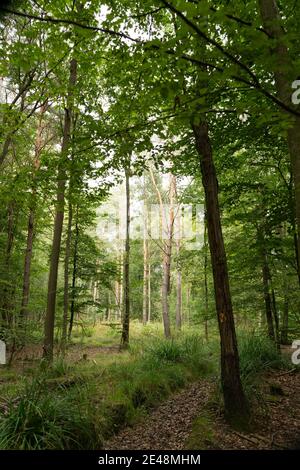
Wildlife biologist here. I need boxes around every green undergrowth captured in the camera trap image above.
[0,333,217,450]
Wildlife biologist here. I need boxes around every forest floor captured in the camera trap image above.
[1,324,299,450]
[105,369,300,450]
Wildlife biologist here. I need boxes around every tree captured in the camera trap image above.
[120,166,131,348]
[192,119,249,425]
[258,0,300,283]
[43,57,77,361]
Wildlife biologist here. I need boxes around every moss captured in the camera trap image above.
[185,413,215,450]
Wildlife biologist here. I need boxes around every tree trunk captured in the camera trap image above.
[161,175,176,338]
[20,103,47,321]
[149,167,173,338]
[68,206,79,340]
[281,293,289,345]
[175,194,182,330]
[258,0,300,283]
[186,284,191,325]
[20,209,35,321]
[121,167,130,347]
[61,200,73,347]
[176,270,182,330]
[204,212,209,341]
[261,246,275,341]
[142,201,150,324]
[43,58,77,360]
[192,120,249,425]
[271,288,280,346]
[0,201,15,325]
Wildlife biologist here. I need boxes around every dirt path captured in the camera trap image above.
[104,370,300,450]
[104,381,213,450]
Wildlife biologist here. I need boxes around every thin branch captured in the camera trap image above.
[161,0,260,86]
[131,7,166,18]
[160,0,300,118]
[0,7,141,43]
[209,6,271,37]
[3,6,300,117]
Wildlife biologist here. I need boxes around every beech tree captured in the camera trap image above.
[1,0,300,427]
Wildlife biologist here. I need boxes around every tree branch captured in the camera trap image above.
[160,0,300,117]
[0,7,141,43]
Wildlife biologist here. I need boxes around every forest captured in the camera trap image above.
[0,0,300,457]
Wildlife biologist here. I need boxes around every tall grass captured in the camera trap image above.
[0,333,216,449]
[144,334,217,376]
[238,334,287,378]
[0,376,99,450]
[237,333,289,402]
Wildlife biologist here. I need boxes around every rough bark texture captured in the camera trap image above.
[43,58,77,361]
[192,120,249,424]
[121,168,130,347]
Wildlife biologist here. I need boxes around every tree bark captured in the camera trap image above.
[0,201,15,325]
[271,287,280,346]
[204,212,209,341]
[20,209,35,321]
[20,103,47,321]
[186,284,191,325]
[68,205,79,340]
[161,175,176,338]
[142,199,150,324]
[149,167,173,338]
[261,244,276,341]
[192,119,249,425]
[148,261,151,322]
[43,58,77,361]
[175,190,182,330]
[61,200,73,347]
[281,292,289,345]
[121,167,130,347]
[176,270,182,330]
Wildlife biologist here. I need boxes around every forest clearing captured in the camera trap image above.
[0,0,300,462]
